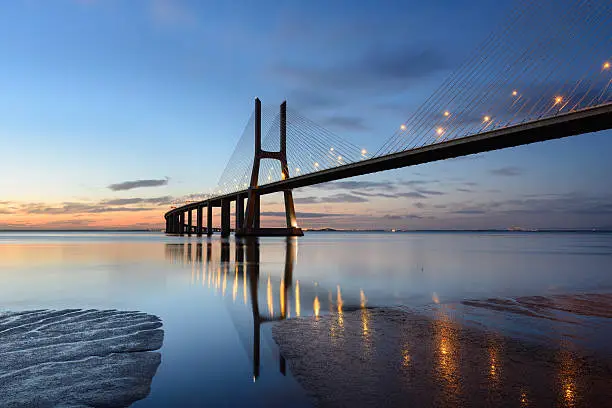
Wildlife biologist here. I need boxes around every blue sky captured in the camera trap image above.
[0,0,610,229]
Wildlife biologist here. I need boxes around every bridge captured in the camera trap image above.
[165,0,612,236]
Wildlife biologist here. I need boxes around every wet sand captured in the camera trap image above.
[273,301,612,407]
[0,309,163,408]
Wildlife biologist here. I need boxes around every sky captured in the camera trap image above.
[0,0,611,230]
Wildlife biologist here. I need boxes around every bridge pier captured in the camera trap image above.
[236,195,245,231]
[221,199,231,237]
[178,212,185,235]
[236,99,303,237]
[207,204,213,236]
[187,210,193,236]
[196,206,203,236]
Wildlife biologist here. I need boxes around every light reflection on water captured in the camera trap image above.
[0,231,611,406]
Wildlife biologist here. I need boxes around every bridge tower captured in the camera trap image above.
[236,98,303,236]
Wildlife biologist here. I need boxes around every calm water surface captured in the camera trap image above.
[0,231,611,406]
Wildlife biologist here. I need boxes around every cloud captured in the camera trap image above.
[150,0,195,26]
[102,196,173,205]
[445,192,612,218]
[289,89,338,110]
[320,116,369,132]
[366,48,447,81]
[383,214,423,220]
[490,167,523,177]
[352,191,401,199]
[21,202,158,215]
[262,211,352,218]
[275,46,449,92]
[293,193,368,204]
[317,180,396,191]
[28,219,96,228]
[396,192,428,199]
[108,178,169,191]
[398,180,437,187]
[314,179,445,200]
[445,153,485,162]
[414,189,444,196]
[325,193,368,203]
[452,209,487,215]
[352,191,438,199]
[294,196,321,204]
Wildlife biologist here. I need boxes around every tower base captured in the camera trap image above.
[235,227,303,237]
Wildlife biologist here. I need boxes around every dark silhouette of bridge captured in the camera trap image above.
[164,0,612,236]
[166,237,334,380]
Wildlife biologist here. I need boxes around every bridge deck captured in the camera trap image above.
[166,103,612,218]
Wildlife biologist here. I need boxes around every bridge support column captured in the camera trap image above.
[178,212,185,235]
[187,209,193,236]
[196,206,203,236]
[221,199,231,237]
[249,192,260,230]
[165,217,170,233]
[283,191,298,228]
[236,195,245,231]
[237,98,303,237]
[207,204,213,236]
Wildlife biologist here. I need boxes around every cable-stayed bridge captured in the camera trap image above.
[165,0,612,236]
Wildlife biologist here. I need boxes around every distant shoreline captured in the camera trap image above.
[1,229,611,233]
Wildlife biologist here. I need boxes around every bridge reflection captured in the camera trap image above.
[164,239,612,405]
[165,237,358,380]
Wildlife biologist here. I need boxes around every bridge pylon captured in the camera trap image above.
[236,98,303,237]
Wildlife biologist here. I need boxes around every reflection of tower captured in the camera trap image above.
[164,237,297,381]
[244,237,295,380]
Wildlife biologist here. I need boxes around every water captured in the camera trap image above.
[1,231,611,406]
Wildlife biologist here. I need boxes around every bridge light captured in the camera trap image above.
[400,124,407,130]
[436,127,444,136]
[512,90,518,96]
[443,111,450,117]
[337,155,342,161]
[314,296,320,318]
[330,147,334,151]
[603,61,610,70]
[281,171,287,180]
[361,149,367,155]
[483,115,490,122]
[268,175,271,181]
[295,167,300,173]
[554,96,563,105]
[314,162,319,167]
